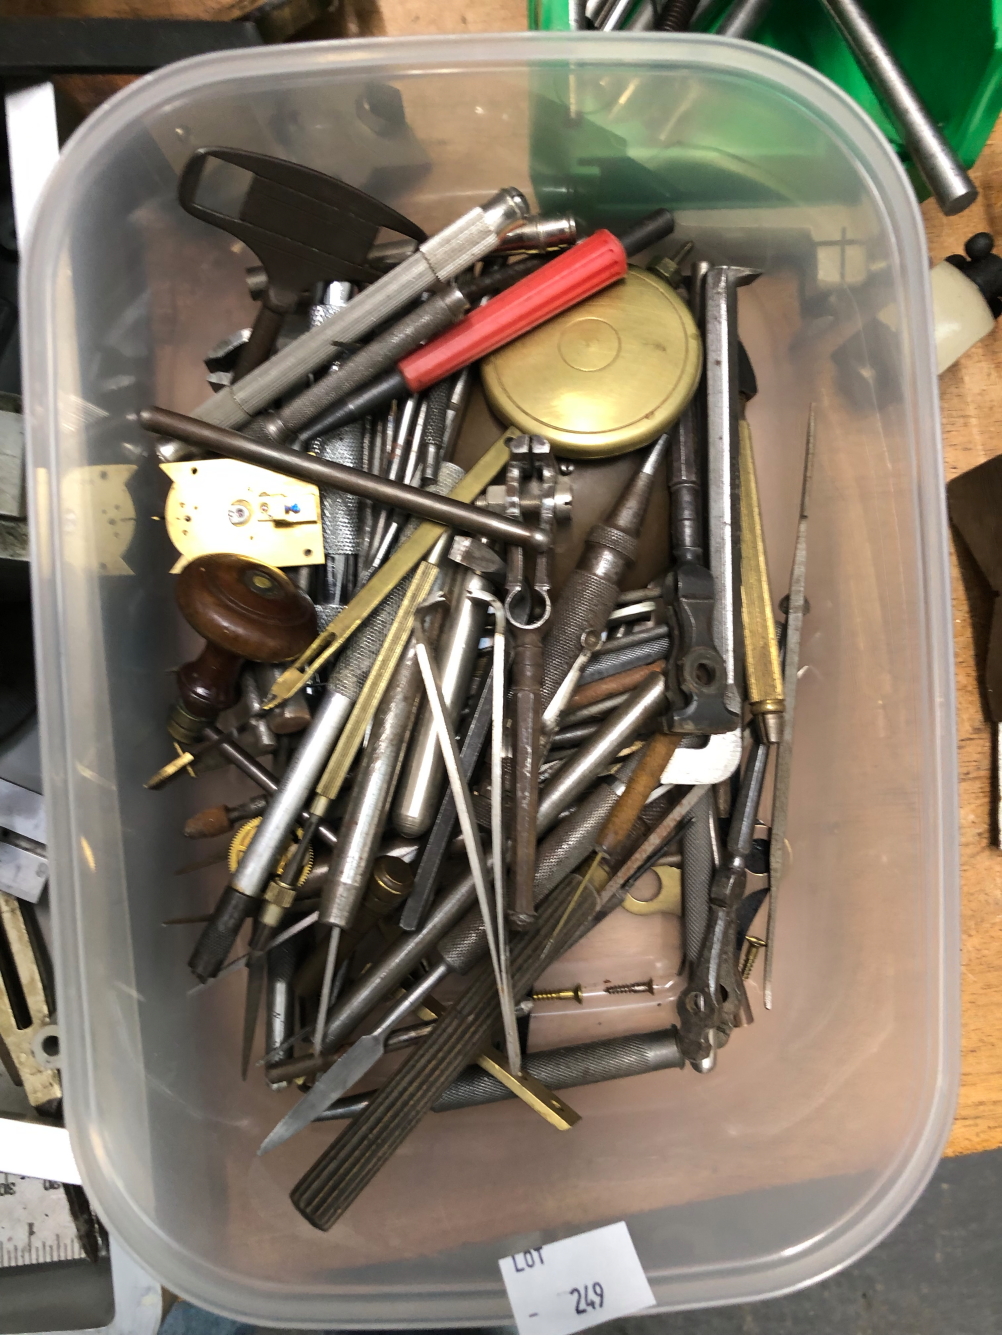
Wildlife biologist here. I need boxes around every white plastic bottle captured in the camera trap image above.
[930,232,1001,373]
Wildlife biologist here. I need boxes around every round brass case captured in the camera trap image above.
[481,267,702,458]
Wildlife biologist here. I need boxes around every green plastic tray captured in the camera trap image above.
[529,0,1002,201]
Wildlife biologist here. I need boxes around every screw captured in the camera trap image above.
[740,935,767,980]
[227,501,251,526]
[605,978,654,995]
[532,985,583,1004]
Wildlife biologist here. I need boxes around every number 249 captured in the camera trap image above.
[570,1282,604,1314]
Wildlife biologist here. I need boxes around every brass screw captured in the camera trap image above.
[740,935,767,980]
[532,985,583,1004]
[605,978,654,995]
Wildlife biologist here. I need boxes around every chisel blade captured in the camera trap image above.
[258,1032,386,1154]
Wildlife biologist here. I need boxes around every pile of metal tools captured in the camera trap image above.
[142,151,815,1232]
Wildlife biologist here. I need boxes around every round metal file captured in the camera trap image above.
[481,266,702,458]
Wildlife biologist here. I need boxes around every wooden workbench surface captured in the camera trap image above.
[923,132,1002,1157]
[8,0,1002,1156]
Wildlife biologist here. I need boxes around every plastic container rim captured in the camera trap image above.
[21,30,959,1324]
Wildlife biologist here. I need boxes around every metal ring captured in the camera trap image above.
[504,585,551,632]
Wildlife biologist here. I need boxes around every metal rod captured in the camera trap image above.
[764,405,816,1009]
[140,407,549,552]
[716,0,774,39]
[818,0,977,216]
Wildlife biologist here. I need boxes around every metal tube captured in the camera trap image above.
[229,689,354,898]
[818,0,976,216]
[315,1026,684,1120]
[268,286,469,441]
[139,406,549,553]
[540,434,668,708]
[184,188,530,434]
[393,567,490,838]
[264,936,299,1088]
[536,671,666,829]
[319,636,426,931]
[716,0,774,38]
[579,627,670,684]
[704,266,758,716]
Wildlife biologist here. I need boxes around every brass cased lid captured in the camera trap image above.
[481,266,702,459]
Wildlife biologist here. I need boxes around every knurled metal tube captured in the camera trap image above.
[291,871,599,1230]
[315,1026,684,1119]
[187,188,530,431]
[535,671,666,830]
[578,628,670,686]
[541,436,668,707]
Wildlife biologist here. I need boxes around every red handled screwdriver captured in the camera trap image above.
[297,209,676,437]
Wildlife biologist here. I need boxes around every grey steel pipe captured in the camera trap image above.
[183,187,530,434]
[138,407,549,553]
[818,0,977,216]
[716,0,774,38]
[318,757,638,1053]
[264,936,300,1089]
[393,567,490,838]
[536,670,666,830]
[319,633,429,931]
[578,628,670,685]
[315,1026,684,1120]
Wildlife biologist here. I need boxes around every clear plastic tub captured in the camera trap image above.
[23,33,958,1325]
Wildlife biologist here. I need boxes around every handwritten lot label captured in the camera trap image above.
[498,1221,655,1335]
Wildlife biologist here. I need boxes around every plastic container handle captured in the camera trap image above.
[399,229,628,392]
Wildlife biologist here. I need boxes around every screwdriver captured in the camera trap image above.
[297,211,678,433]
[252,254,554,447]
[188,188,530,432]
